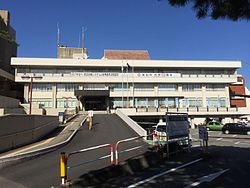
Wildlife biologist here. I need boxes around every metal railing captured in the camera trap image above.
[115,135,148,165]
[60,143,114,185]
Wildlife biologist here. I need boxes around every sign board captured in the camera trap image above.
[165,113,189,139]
[58,112,64,123]
[198,127,208,140]
[88,110,94,117]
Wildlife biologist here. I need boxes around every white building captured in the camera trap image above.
[11,49,244,116]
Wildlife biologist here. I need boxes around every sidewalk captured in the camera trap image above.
[0,113,87,165]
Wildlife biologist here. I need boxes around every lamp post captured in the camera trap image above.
[21,75,43,114]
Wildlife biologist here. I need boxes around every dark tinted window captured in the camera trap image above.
[157,125,166,132]
[224,123,236,127]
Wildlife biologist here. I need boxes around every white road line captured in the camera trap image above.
[232,135,237,137]
[216,138,223,141]
[192,145,200,147]
[234,141,240,145]
[127,158,203,188]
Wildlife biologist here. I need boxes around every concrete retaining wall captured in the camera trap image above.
[116,108,147,137]
[0,95,19,108]
[0,114,58,153]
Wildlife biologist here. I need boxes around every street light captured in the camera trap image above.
[21,75,43,114]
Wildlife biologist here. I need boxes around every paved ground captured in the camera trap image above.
[0,113,147,188]
[95,130,250,188]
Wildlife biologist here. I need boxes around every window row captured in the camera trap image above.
[32,99,78,108]
[31,83,226,92]
[112,97,227,108]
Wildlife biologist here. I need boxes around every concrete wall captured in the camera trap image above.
[46,108,66,116]
[0,114,58,153]
[0,95,19,108]
[116,108,147,137]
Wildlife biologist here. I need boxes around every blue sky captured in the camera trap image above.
[2,0,250,87]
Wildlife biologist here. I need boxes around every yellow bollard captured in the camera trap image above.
[60,152,67,185]
[88,117,92,130]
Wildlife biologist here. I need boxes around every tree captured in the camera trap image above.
[167,0,250,21]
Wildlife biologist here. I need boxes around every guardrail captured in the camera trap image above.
[60,143,114,185]
[59,133,193,185]
[115,135,148,165]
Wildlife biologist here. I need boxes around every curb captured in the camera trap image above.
[64,113,78,124]
[0,115,87,169]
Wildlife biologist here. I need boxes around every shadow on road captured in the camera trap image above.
[67,145,250,188]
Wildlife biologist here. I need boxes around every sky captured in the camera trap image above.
[2,0,250,88]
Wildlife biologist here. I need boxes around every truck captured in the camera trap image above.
[148,112,191,153]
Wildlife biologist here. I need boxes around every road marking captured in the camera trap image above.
[184,169,229,188]
[119,146,144,154]
[235,141,240,145]
[192,145,200,147]
[232,135,237,137]
[127,158,203,188]
[216,138,223,141]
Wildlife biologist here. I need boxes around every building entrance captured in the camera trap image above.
[75,89,110,111]
[84,96,107,111]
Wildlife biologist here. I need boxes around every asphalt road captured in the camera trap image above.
[97,130,250,188]
[0,114,147,188]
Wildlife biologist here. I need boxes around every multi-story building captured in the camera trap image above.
[0,10,23,101]
[11,49,243,114]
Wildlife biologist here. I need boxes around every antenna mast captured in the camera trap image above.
[57,22,60,47]
[82,26,87,48]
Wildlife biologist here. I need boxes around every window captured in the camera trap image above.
[112,84,129,91]
[134,84,154,91]
[207,97,226,107]
[57,99,77,108]
[32,84,52,92]
[57,84,79,92]
[113,98,123,108]
[158,84,177,91]
[182,84,201,91]
[186,98,203,107]
[135,98,148,107]
[33,99,52,108]
[206,84,225,91]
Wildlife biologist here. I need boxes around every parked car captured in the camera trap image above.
[222,123,250,135]
[152,122,192,146]
[206,121,224,131]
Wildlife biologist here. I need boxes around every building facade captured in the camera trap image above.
[0,10,23,100]
[11,50,242,112]
[229,76,247,107]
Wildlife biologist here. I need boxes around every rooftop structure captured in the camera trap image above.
[103,50,150,60]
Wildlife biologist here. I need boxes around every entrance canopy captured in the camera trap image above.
[74,90,109,97]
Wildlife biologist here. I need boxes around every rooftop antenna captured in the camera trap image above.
[82,26,87,48]
[78,29,81,48]
[57,22,60,47]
